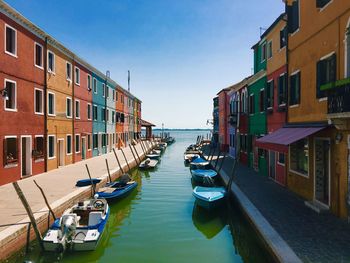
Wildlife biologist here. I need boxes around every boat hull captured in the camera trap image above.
[97,182,138,201]
[192,187,226,210]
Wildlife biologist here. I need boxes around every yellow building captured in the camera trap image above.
[285,0,350,218]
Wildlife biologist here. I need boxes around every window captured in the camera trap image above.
[34,136,44,159]
[278,74,287,106]
[34,88,43,114]
[66,62,72,81]
[87,75,91,91]
[121,113,125,123]
[102,134,106,147]
[66,135,72,155]
[106,109,110,122]
[266,80,274,109]
[106,86,109,98]
[116,91,118,101]
[75,100,80,119]
[280,27,287,49]
[267,41,272,59]
[290,71,301,105]
[47,51,55,73]
[278,153,285,165]
[48,92,55,116]
[316,0,331,9]
[48,135,55,159]
[3,137,18,165]
[316,53,336,99]
[112,111,115,123]
[116,112,120,123]
[87,104,92,120]
[113,90,115,101]
[75,135,80,153]
[87,134,91,150]
[66,97,72,118]
[93,105,98,121]
[261,43,266,62]
[347,26,350,78]
[102,84,105,97]
[249,94,255,114]
[93,78,97,93]
[290,138,309,176]
[287,0,299,34]
[75,67,80,85]
[5,24,16,56]
[34,43,43,68]
[4,79,16,111]
[259,89,265,112]
[102,108,106,121]
[93,134,98,149]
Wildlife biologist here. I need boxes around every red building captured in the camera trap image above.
[237,81,250,165]
[217,88,230,152]
[73,61,93,162]
[0,11,46,185]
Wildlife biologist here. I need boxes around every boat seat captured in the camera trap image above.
[88,211,103,226]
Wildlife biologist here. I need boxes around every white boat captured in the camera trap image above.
[184,153,200,163]
[193,186,226,210]
[43,197,109,252]
[190,157,210,170]
[139,158,158,169]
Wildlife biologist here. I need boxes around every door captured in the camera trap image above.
[269,151,276,180]
[82,137,86,160]
[21,136,31,177]
[57,139,64,167]
[314,138,330,206]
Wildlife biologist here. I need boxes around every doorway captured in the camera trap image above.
[314,138,330,207]
[82,137,86,160]
[21,136,32,177]
[57,139,64,167]
[269,151,276,180]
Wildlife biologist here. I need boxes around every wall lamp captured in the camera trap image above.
[0,87,9,100]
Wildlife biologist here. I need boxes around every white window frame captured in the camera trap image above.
[4,79,17,112]
[102,83,105,97]
[75,134,81,153]
[47,135,56,159]
[87,103,92,120]
[66,134,72,155]
[267,40,272,60]
[288,138,310,178]
[290,0,300,37]
[93,104,98,121]
[318,0,333,12]
[93,78,97,93]
[66,62,72,81]
[75,99,80,119]
[34,135,44,162]
[278,73,287,107]
[75,67,80,86]
[87,134,92,151]
[34,88,44,115]
[4,24,17,58]
[34,42,43,69]
[261,42,266,62]
[47,50,55,73]
[66,97,72,118]
[277,152,285,166]
[47,92,56,116]
[4,135,18,167]
[87,74,91,91]
[106,109,110,122]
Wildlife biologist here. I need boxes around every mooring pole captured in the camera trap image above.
[85,164,95,196]
[140,140,147,154]
[132,143,141,163]
[105,159,112,182]
[113,148,124,174]
[139,139,146,155]
[209,146,217,163]
[217,152,227,172]
[121,147,131,171]
[12,182,44,251]
[129,144,139,165]
[33,180,56,220]
[214,150,222,169]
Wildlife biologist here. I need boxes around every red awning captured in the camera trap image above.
[256,127,326,153]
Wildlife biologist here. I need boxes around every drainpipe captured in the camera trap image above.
[105,74,108,151]
[72,56,75,164]
[44,37,48,172]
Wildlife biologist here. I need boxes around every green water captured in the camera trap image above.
[11,131,271,263]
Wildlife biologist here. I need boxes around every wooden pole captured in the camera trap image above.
[142,139,149,152]
[85,164,95,196]
[33,180,56,220]
[140,140,147,154]
[121,148,131,171]
[210,146,217,163]
[105,159,112,182]
[214,150,222,169]
[113,148,124,174]
[129,144,139,165]
[218,152,227,172]
[12,182,44,250]
[132,143,141,163]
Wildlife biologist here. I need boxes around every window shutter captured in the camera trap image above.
[3,139,7,166]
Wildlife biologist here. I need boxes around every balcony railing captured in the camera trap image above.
[322,78,350,115]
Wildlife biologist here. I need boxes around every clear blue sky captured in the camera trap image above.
[7,0,284,129]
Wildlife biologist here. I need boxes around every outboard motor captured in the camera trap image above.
[60,214,77,244]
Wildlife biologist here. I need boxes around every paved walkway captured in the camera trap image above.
[203,147,350,263]
[0,141,152,259]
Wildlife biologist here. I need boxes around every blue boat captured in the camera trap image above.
[190,157,210,170]
[75,178,101,187]
[95,181,138,201]
[193,186,226,210]
[191,169,217,184]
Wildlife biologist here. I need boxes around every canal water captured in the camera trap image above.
[11,130,271,263]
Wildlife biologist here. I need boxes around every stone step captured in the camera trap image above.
[304,200,330,214]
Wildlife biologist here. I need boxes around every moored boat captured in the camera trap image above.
[146,150,161,160]
[191,169,217,184]
[192,186,226,210]
[184,153,200,163]
[139,158,158,169]
[96,181,138,201]
[43,197,109,252]
[75,178,101,187]
[190,157,210,170]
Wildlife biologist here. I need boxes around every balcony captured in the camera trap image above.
[228,113,237,126]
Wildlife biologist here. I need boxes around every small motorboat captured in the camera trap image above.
[43,196,109,252]
[184,153,200,163]
[193,186,226,210]
[146,150,161,160]
[190,157,210,170]
[75,178,101,187]
[191,169,217,184]
[139,158,158,169]
[96,181,138,201]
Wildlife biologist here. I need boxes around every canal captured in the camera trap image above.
[12,131,271,263]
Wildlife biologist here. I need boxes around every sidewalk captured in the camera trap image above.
[0,141,151,260]
[204,148,350,263]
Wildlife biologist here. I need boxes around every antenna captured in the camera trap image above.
[128,70,130,92]
[259,27,267,37]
